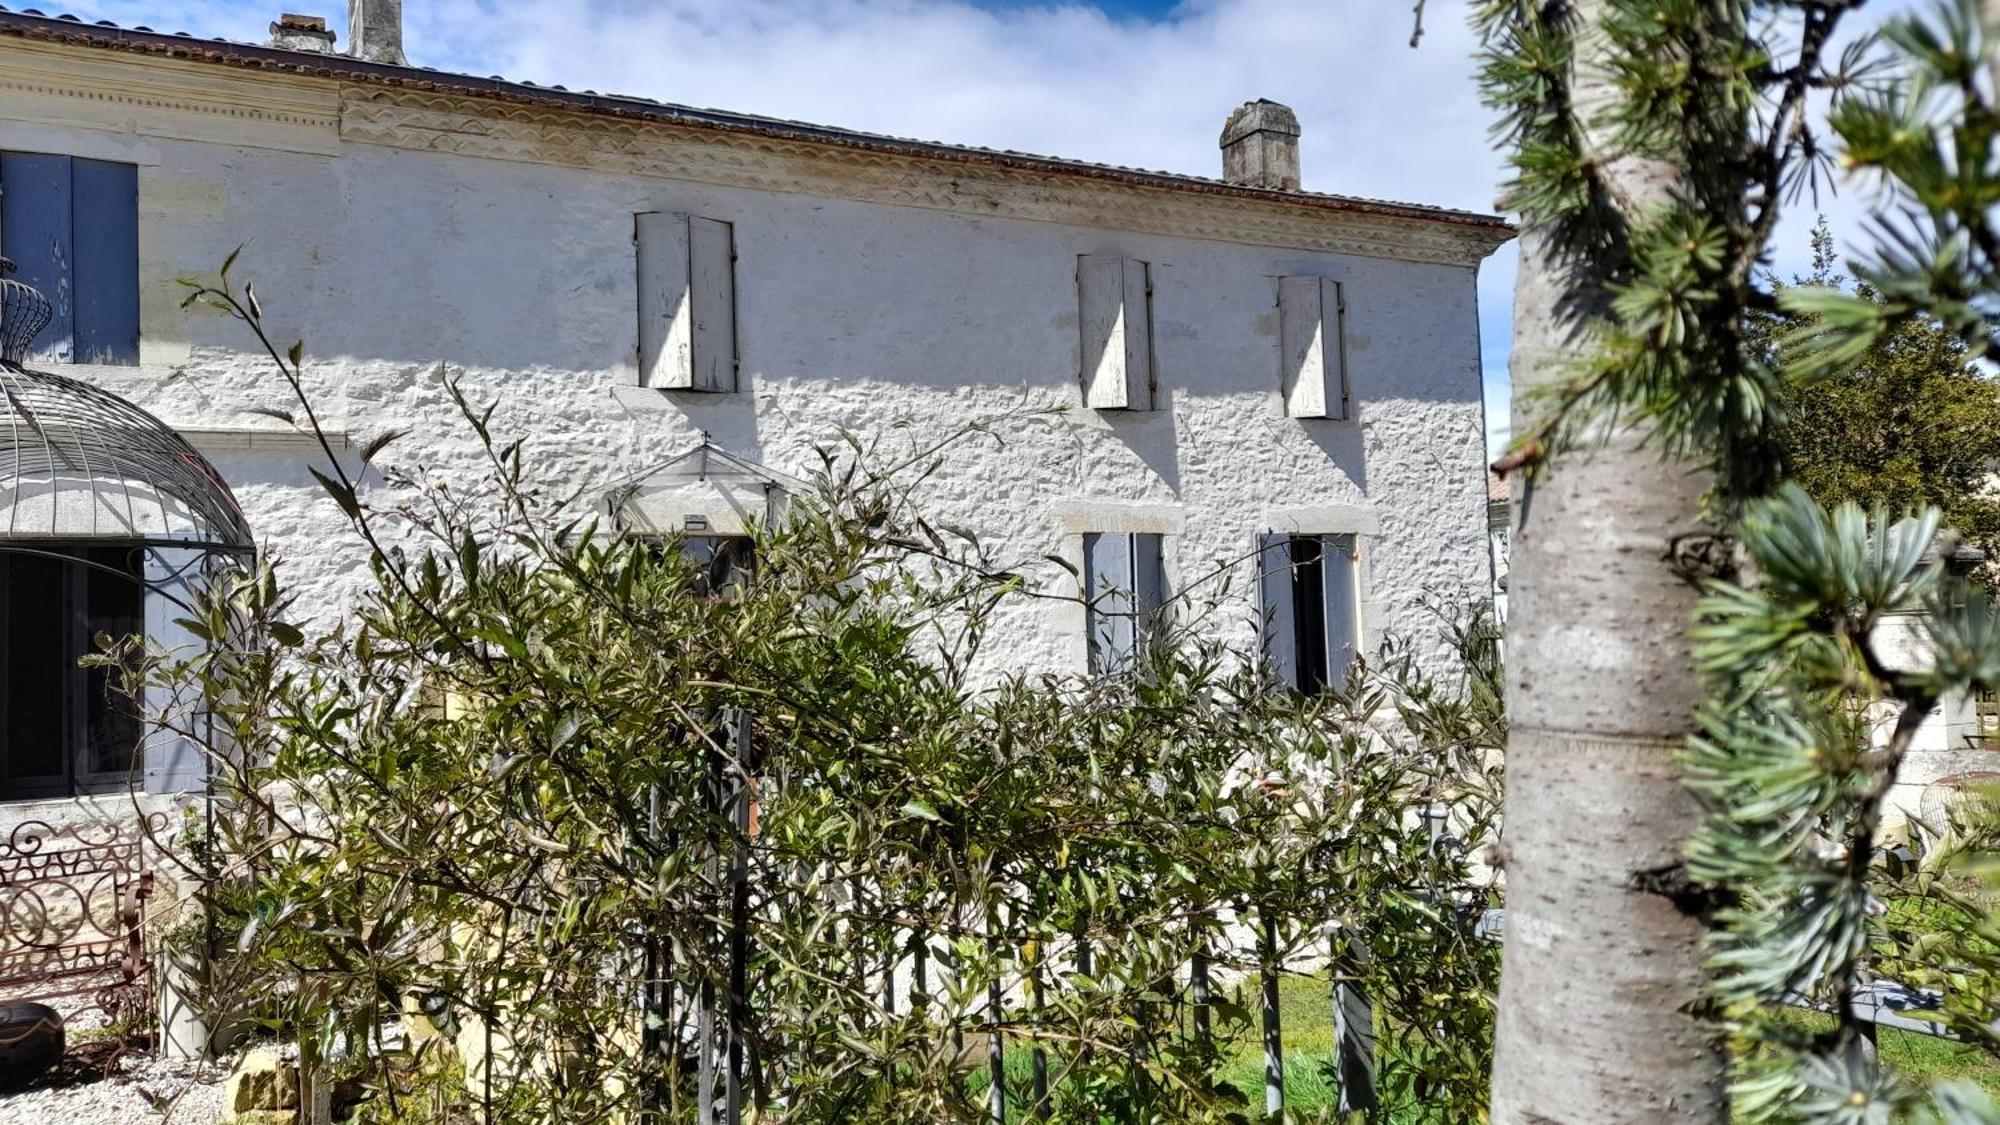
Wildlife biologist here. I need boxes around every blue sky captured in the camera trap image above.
[52,0,1914,456]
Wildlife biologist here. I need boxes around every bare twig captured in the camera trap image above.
[1410,0,1427,48]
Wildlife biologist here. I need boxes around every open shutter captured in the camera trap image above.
[636,211,693,388]
[142,546,208,794]
[688,216,737,393]
[1083,531,1136,675]
[1279,277,1349,420]
[1323,534,1359,687]
[1079,256,1153,411]
[1134,532,1165,656]
[72,158,139,365]
[1257,534,1298,690]
[1,152,75,363]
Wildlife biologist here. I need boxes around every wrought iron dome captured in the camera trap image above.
[0,259,252,552]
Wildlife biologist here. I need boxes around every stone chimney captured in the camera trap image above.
[268,13,336,53]
[1220,100,1301,192]
[348,0,407,65]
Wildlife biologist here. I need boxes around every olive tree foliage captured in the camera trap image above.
[1477,0,2000,1120]
[120,264,1505,1123]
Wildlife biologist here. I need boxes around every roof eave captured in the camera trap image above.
[0,8,1515,248]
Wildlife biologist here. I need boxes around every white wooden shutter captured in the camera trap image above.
[142,546,208,794]
[688,216,738,393]
[636,212,692,389]
[1257,534,1298,690]
[1279,277,1349,420]
[1079,256,1154,411]
[1323,534,1359,686]
[1083,531,1136,674]
[636,213,736,392]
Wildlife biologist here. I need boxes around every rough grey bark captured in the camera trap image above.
[1486,4,1731,1121]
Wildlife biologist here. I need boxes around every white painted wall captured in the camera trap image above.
[0,65,1494,688]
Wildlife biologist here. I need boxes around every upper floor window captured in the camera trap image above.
[1083,531,1166,675]
[1257,533,1359,693]
[1078,255,1156,411]
[636,212,738,392]
[1277,277,1348,420]
[0,544,144,800]
[0,153,139,365]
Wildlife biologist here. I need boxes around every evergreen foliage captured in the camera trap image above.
[1765,224,2000,570]
[1478,0,2000,1118]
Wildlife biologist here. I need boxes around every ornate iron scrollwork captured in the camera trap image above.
[0,816,158,1030]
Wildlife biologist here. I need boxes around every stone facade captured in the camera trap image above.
[0,18,1508,724]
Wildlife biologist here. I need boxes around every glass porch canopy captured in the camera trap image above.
[604,438,804,537]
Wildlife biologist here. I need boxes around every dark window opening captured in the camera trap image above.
[1289,535,1330,693]
[0,544,145,799]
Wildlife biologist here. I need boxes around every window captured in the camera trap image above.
[0,544,144,799]
[0,152,140,365]
[1083,531,1166,675]
[1277,277,1348,419]
[636,212,738,391]
[683,534,755,599]
[1078,255,1155,410]
[1257,533,1359,693]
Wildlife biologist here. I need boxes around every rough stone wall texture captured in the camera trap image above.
[9,103,1491,687]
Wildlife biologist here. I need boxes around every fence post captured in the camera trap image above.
[1028,932,1048,1117]
[724,710,752,1124]
[1260,913,1283,1119]
[1332,932,1376,1115]
[988,933,1006,1125]
[1190,918,1211,1049]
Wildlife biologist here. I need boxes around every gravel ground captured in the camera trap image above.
[0,1049,226,1125]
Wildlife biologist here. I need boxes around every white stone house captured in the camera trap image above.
[0,2,1510,819]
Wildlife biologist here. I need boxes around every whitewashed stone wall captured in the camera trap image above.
[0,66,1493,686]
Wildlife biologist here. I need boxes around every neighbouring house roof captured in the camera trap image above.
[0,5,1513,243]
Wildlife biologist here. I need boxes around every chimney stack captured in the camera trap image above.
[1220,100,1301,192]
[348,0,406,66]
[268,13,335,53]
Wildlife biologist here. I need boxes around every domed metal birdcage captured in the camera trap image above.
[0,258,252,554]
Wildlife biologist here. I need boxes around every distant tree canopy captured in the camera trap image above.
[1766,223,2000,562]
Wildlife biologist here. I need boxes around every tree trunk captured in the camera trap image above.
[1486,4,1731,1121]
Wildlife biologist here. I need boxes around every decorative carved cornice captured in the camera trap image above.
[0,41,339,154]
[338,88,1509,267]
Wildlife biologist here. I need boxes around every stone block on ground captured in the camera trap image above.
[223,1043,303,1113]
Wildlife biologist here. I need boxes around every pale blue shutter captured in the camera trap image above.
[1083,531,1135,675]
[687,216,737,393]
[1257,534,1298,690]
[1323,534,1359,687]
[635,211,691,388]
[142,547,208,794]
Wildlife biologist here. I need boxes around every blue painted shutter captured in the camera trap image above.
[71,158,139,365]
[1083,531,1135,675]
[1,152,75,363]
[1257,534,1298,690]
[1323,534,1359,687]
[143,547,209,794]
